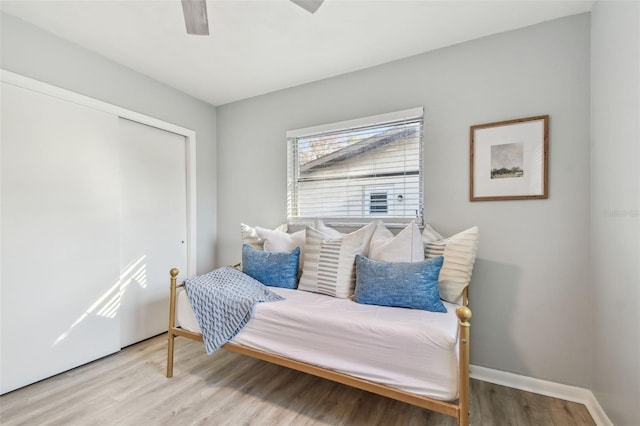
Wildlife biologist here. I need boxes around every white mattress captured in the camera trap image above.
[176,286,460,401]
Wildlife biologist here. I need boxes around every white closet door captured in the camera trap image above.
[118,119,187,347]
[1,83,121,394]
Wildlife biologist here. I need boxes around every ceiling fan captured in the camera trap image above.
[181,0,324,36]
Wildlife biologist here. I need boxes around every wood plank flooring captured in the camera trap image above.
[0,335,595,425]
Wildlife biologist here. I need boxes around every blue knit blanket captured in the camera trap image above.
[184,267,284,354]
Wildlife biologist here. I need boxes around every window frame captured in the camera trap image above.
[287,107,424,227]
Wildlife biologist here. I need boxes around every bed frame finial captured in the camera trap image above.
[170,268,179,278]
[456,306,472,325]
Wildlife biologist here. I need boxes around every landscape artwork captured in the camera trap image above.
[470,115,548,201]
[490,142,523,179]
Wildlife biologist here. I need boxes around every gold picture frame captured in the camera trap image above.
[470,115,549,201]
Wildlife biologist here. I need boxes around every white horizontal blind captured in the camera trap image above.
[287,108,424,226]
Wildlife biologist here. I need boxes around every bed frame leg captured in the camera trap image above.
[167,268,179,378]
[167,333,175,378]
[456,305,472,426]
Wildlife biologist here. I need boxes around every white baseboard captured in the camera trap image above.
[470,364,613,426]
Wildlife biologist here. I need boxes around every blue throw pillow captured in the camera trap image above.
[242,244,300,289]
[354,255,447,312]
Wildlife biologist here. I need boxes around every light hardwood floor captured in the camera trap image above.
[0,335,595,425]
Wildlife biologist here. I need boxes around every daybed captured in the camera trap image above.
[166,221,477,426]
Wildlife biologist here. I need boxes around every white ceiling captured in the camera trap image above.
[1,0,593,106]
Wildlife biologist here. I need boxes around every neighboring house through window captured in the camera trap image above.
[287,107,424,226]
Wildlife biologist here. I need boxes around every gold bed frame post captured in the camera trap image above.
[456,304,472,426]
[167,268,179,378]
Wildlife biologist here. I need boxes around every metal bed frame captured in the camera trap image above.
[166,268,472,426]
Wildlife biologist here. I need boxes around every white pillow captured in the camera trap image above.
[369,220,424,263]
[241,222,287,250]
[256,227,305,252]
[423,225,479,304]
[298,221,376,298]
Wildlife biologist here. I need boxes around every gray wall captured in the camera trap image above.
[591,2,640,425]
[1,13,218,275]
[217,14,592,386]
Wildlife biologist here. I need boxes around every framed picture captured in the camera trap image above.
[470,115,549,201]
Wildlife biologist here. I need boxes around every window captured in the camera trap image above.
[287,107,424,226]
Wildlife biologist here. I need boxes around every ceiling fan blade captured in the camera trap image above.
[290,0,324,14]
[181,0,209,35]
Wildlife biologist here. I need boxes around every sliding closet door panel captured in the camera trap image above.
[118,119,187,347]
[0,83,121,394]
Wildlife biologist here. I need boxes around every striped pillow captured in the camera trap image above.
[422,225,479,304]
[424,240,446,258]
[298,221,376,298]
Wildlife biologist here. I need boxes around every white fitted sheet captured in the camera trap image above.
[176,286,460,401]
